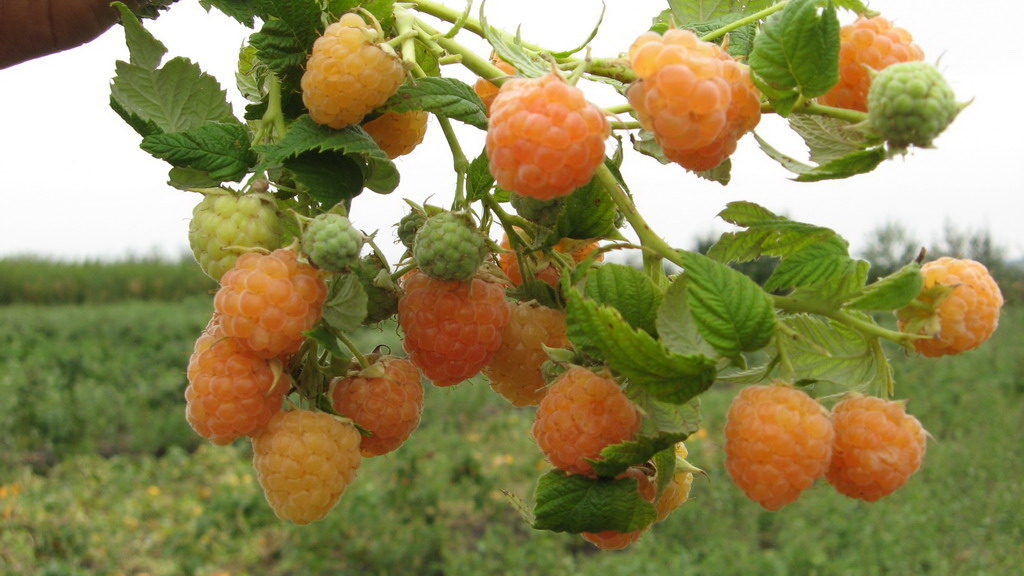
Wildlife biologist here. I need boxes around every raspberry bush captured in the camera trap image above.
[105,0,996,546]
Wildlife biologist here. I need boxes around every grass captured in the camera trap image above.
[0,300,1022,575]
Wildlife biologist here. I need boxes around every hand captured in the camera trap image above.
[0,0,144,69]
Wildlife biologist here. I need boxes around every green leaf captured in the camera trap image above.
[167,167,221,190]
[284,151,365,206]
[533,471,656,533]
[633,393,702,437]
[748,0,839,103]
[566,290,716,404]
[653,445,677,497]
[249,20,315,79]
[200,0,261,27]
[845,262,923,311]
[584,264,661,336]
[113,2,166,70]
[109,95,161,138]
[140,123,254,182]
[695,158,732,185]
[657,277,717,358]
[765,237,859,292]
[755,133,887,182]
[708,201,836,263]
[322,274,369,333]
[466,151,495,201]
[668,0,772,24]
[557,173,619,240]
[589,433,689,478]
[778,314,880,388]
[679,252,776,358]
[788,114,870,164]
[549,3,606,58]
[236,44,269,103]
[792,259,869,305]
[834,0,871,13]
[361,155,401,195]
[632,129,672,165]
[682,13,758,58]
[479,1,549,78]
[257,115,390,167]
[384,78,488,130]
[110,57,238,134]
[328,0,396,24]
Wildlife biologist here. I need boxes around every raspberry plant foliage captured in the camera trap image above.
[111,0,991,543]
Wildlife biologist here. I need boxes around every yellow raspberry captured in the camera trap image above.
[301,14,406,129]
[484,300,570,406]
[486,73,610,200]
[362,111,429,159]
[331,357,424,457]
[627,29,760,172]
[820,16,925,112]
[251,410,362,525]
[897,257,1003,357]
[473,55,517,115]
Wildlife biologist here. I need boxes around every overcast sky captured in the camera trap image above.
[1,0,1022,264]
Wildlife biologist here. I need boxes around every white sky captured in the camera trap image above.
[1,0,1022,264]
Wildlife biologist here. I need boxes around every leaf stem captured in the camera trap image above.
[610,121,641,130]
[772,295,919,344]
[334,329,370,370]
[435,114,470,209]
[413,18,510,83]
[699,1,789,43]
[408,0,486,38]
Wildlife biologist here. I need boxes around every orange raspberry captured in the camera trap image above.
[654,442,694,522]
[301,13,406,128]
[499,233,601,288]
[532,366,641,476]
[484,300,570,406]
[251,410,362,524]
[331,357,424,457]
[897,257,1003,357]
[827,396,927,501]
[486,73,610,200]
[398,270,511,386]
[362,111,429,159]
[820,16,925,112]
[724,384,834,511]
[185,318,289,445]
[627,29,760,172]
[473,55,517,115]
[581,467,656,550]
[214,249,327,360]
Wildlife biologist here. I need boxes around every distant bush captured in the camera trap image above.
[0,255,216,305]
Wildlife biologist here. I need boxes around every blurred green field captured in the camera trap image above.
[1,298,1022,575]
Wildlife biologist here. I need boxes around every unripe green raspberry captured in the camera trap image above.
[302,214,363,272]
[397,211,425,249]
[867,62,959,151]
[412,212,488,281]
[510,192,565,229]
[189,192,282,281]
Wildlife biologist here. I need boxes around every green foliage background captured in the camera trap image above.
[0,262,1021,575]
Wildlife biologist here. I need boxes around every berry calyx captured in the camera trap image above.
[301,213,364,272]
[398,270,510,386]
[484,300,570,406]
[532,366,641,476]
[214,249,328,359]
[866,62,960,152]
[499,233,600,288]
[724,384,834,511]
[827,395,927,502]
[897,257,1003,357]
[301,13,406,129]
[251,410,363,525]
[331,356,424,457]
[396,209,426,250]
[820,16,925,112]
[412,212,488,282]
[188,192,282,281]
[486,72,610,200]
[654,442,695,522]
[185,318,289,445]
[355,253,401,324]
[363,111,429,159]
[627,28,761,172]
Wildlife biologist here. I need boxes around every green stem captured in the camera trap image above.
[392,263,416,280]
[385,29,420,49]
[408,0,486,38]
[258,74,287,143]
[772,295,920,344]
[435,115,469,209]
[395,9,418,68]
[415,18,509,82]
[610,121,641,130]
[482,194,534,237]
[762,101,868,124]
[605,103,634,115]
[335,330,370,370]
[584,58,637,83]
[700,1,789,43]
